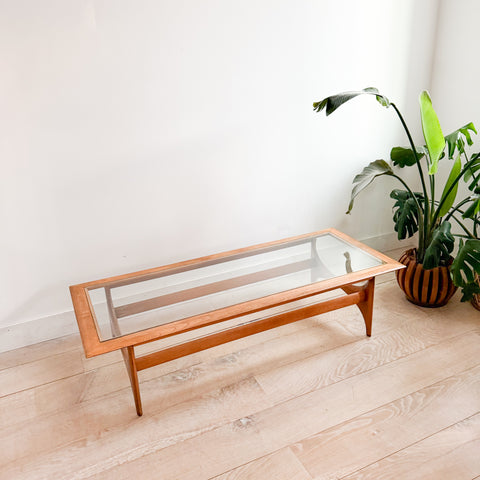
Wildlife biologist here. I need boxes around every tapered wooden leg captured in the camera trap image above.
[123,346,143,416]
[104,287,143,416]
[357,277,375,337]
[341,277,375,337]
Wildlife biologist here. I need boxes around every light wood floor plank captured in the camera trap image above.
[0,350,84,397]
[0,334,80,370]
[255,314,479,404]
[341,412,480,480]
[1,278,479,480]
[0,371,97,431]
[291,364,480,479]
[0,376,272,478]
[0,312,356,431]
[210,447,312,480]
[0,315,359,468]
[12,331,477,480]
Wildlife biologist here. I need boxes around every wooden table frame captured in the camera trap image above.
[70,229,404,416]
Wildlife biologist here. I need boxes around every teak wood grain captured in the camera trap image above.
[135,291,364,371]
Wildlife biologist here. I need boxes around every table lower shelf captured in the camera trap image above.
[121,278,375,416]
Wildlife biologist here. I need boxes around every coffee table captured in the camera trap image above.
[70,228,404,416]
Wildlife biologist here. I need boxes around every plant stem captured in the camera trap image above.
[470,151,480,238]
[445,198,471,222]
[465,151,480,187]
[450,214,476,238]
[448,205,480,234]
[391,103,429,260]
[430,174,435,223]
[464,151,480,238]
[392,174,422,207]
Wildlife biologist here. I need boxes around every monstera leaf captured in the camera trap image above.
[457,281,480,302]
[390,146,426,168]
[347,160,394,214]
[422,222,455,269]
[313,87,390,116]
[445,123,477,158]
[390,189,422,240]
[451,239,480,286]
[464,153,480,191]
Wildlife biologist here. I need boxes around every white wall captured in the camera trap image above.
[431,0,480,134]
[429,0,480,235]
[0,0,440,347]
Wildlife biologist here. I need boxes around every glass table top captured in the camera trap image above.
[86,231,386,342]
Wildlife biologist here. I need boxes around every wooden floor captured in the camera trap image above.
[1,274,479,479]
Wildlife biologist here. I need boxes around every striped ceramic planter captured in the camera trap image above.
[396,248,457,308]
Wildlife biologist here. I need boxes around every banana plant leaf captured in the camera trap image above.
[422,221,455,269]
[390,189,422,240]
[313,87,390,116]
[451,239,480,292]
[390,146,426,167]
[347,160,394,214]
[437,155,462,218]
[419,91,445,175]
[445,122,477,158]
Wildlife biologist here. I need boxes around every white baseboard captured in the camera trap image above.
[0,310,78,354]
[0,232,413,354]
[359,231,413,253]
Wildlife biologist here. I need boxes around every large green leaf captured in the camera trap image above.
[444,122,477,158]
[313,87,390,116]
[419,91,445,174]
[422,222,455,269]
[458,281,480,302]
[462,194,480,219]
[390,146,426,168]
[451,239,480,292]
[437,155,462,218]
[347,160,394,214]
[390,189,422,240]
[464,152,480,191]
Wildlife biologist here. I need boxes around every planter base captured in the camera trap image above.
[396,249,457,308]
[472,297,480,311]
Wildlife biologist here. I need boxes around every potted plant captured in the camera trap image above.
[313,88,480,307]
[450,181,480,309]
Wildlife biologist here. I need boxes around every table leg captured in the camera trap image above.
[105,287,143,416]
[357,277,375,337]
[124,346,143,417]
[341,277,375,336]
